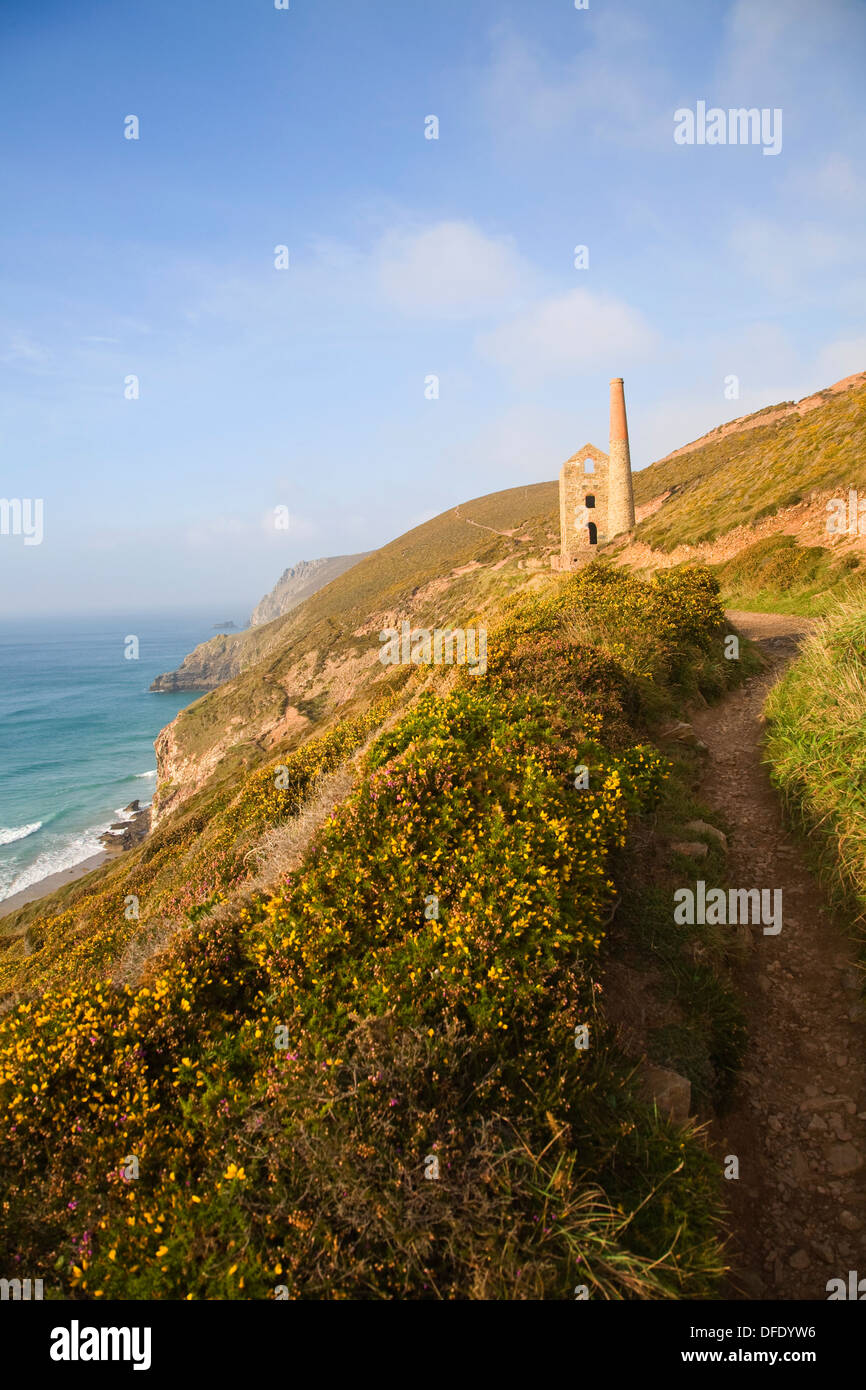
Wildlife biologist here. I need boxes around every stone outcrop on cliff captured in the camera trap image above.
[150,554,370,694]
[250,554,369,626]
[150,633,247,693]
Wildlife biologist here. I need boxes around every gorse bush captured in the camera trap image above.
[0,698,396,997]
[0,566,741,1299]
[482,562,729,740]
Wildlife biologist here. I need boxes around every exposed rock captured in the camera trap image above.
[99,806,151,856]
[739,1270,766,1298]
[660,720,708,752]
[639,1063,692,1125]
[810,1241,834,1265]
[789,1248,810,1270]
[149,633,246,693]
[801,1094,854,1112]
[250,554,369,626]
[670,840,708,859]
[683,819,728,851]
[825,1143,863,1177]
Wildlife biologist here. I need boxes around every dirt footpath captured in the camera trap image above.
[694,610,866,1299]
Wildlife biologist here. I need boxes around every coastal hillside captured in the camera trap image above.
[630,373,866,551]
[150,482,559,821]
[153,373,866,701]
[1,373,865,1300]
[0,561,754,1298]
[151,371,866,821]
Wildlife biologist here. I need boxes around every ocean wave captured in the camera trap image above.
[0,820,42,846]
[0,828,106,901]
[135,769,158,779]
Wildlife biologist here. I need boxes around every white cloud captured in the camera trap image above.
[478,22,671,150]
[2,335,50,365]
[785,153,866,208]
[184,515,249,549]
[729,215,857,294]
[376,221,530,317]
[812,336,866,385]
[719,0,865,94]
[454,402,590,490]
[635,321,866,467]
[477,288,656,382]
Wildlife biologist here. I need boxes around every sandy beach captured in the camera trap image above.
[0,852,109,920]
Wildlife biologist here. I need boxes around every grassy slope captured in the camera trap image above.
[0,485,560,970]
[159,483,558,686]
[711,535,865,616]
[13,366,866,1295]
[174,379,866,777]
[633,381,866,550]
[160,483,558,765]
[7,380,866,956]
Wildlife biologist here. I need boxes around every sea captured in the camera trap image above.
[0,614,222,903]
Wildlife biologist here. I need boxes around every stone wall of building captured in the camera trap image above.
[558,442,609,567]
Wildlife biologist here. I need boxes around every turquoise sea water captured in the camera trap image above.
[0,615,217,901]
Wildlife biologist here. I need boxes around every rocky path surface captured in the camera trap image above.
[695,610,866,1299]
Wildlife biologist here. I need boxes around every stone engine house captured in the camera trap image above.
[554,377,636,569]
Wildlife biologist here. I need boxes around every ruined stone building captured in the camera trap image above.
[554,377,636,569]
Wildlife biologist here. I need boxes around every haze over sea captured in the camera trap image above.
[0,614,218,901]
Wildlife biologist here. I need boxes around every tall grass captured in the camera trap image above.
[764,599,866,929]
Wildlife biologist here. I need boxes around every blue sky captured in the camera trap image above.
[2,0,865,617]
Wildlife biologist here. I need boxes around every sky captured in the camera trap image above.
[1,0,865,618]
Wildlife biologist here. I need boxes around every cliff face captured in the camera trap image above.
[150,634,247,693]
[150,554,370,694]
[250,554,369,626]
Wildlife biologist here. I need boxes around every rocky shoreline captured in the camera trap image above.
[98,800,151,854]
[0,802,152,924]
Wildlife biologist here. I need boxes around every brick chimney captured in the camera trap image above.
[607,377,636,538]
